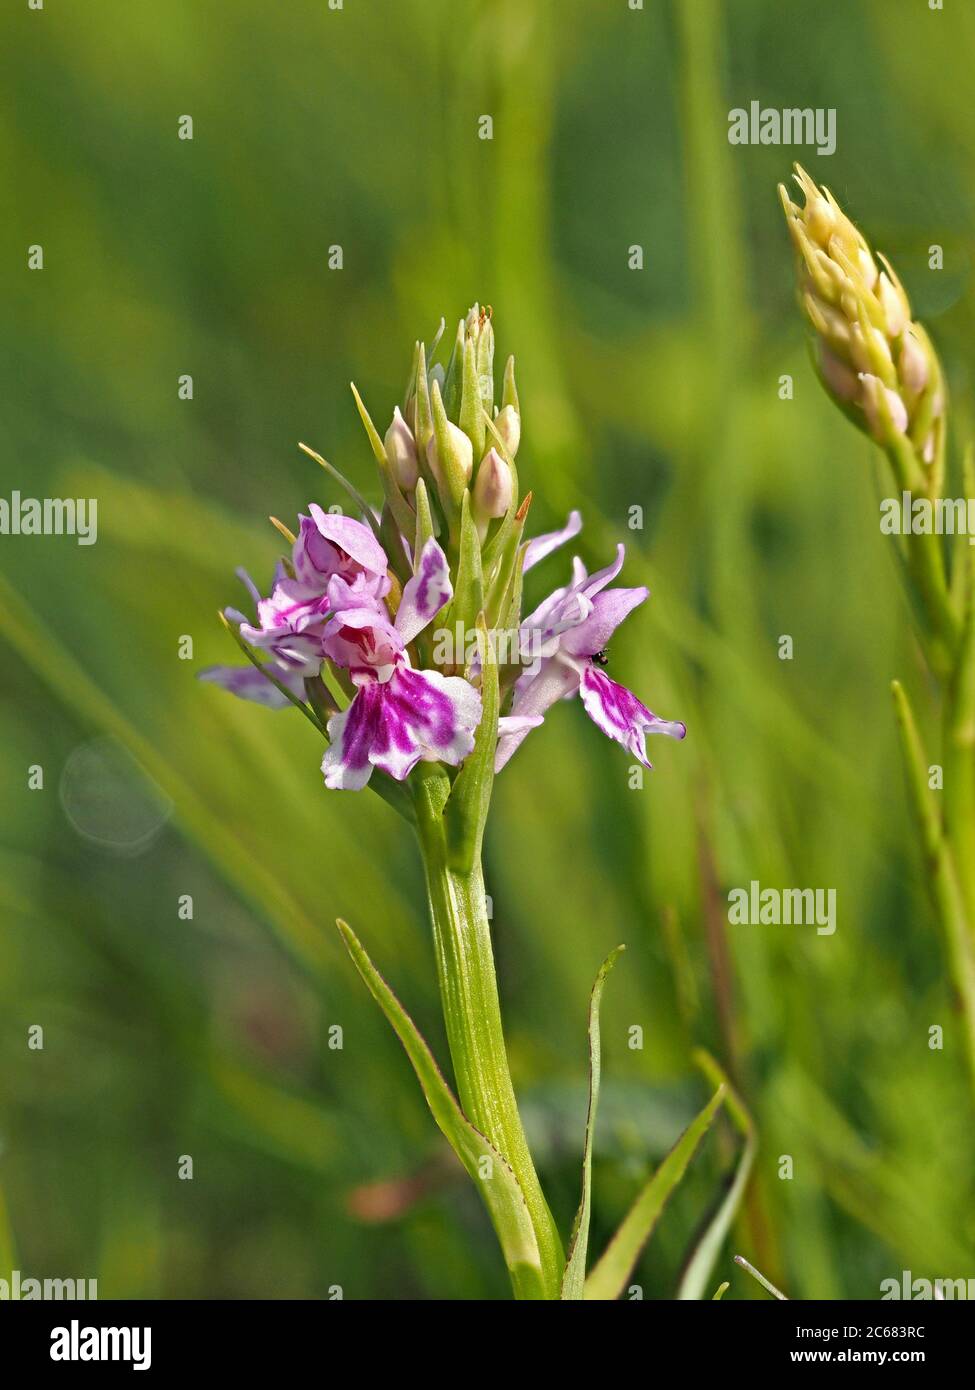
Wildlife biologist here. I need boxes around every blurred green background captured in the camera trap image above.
[2,0,974,1299]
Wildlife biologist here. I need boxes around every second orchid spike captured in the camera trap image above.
[779,164,945,475]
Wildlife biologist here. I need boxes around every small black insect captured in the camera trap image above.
[592,649,609,667]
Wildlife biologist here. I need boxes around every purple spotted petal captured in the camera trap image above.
[322,666,482,789]
[396,539,453,643]
[579,666,685,768]
[197,663,306,709]
[522,510,583,572]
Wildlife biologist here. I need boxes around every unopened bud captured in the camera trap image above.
[878,272,908,339]
[860,373,908,442]
[493,404,521,459]
[384,406,419,491]
[472,448,513,538]
[898,329,929,397]
[818,345,860,405]
[426,415,473,491]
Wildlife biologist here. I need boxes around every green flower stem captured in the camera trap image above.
[412,766,564,1298]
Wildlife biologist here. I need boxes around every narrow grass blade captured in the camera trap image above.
[561,945,626,1300]
[584,1083,726,1300]
[675,1051,757,1299]
[734,1254,788,1300]
[336,918,546,1299]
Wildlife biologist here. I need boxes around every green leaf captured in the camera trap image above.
[336,918,546,1299]
[584,1083,726,1300]
[561,945,626,1300]
[675,1051,757,1299]
[445,613,497,872]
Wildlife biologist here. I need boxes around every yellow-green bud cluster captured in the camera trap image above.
[779,164,944,466]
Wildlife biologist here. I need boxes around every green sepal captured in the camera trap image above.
[584,1083,726,1300]
[379,503,413,587]
[445,613,497,874]
[336,918,546,1299]
[561,945,626,1300]
[431,378,469,526]
[485,496,529,630]
[443,492,483,661]
[413,476,438,558]
[402,339,420,413]
[413,341,434,458]
[459,337,486,458]
[442,317,465,419]
[501,354,519,414]
[475,313,495,414]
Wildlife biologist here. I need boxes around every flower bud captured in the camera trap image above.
[898,329,929,397]
[818,345,860,405]
[472,448,513,537]
[860,373,908,442]
[493,404,521,459]
[878,272,908,339]
[384,406,419,491]
[426,416,473,492]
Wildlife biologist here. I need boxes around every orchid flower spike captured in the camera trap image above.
[201,306,684,799]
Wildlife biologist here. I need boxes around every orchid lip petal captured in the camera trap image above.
[321,665,482,790]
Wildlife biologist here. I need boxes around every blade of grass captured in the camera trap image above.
[561,945,625,1300]
[676,1050,757,1299]
[584,1083,726,1300]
